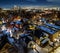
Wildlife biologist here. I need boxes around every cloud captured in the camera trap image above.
[47,0,60,2]
[27,0,37,2]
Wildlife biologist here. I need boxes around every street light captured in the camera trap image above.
[58,34,60,37]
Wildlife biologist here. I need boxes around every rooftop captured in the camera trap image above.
[45,23,60,30]
[38,26,57,35]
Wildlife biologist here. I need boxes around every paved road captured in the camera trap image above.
[28,41,48,53]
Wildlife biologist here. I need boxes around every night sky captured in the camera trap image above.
[0,0,60,8]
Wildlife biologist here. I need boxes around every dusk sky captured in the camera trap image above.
[0,0,60,8]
